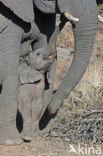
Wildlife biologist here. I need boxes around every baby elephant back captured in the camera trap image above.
[0,0,34,22]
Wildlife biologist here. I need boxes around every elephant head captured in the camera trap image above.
[30,25,60,72]
[34,0,79,22]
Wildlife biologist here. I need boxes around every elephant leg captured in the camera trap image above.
[18,84,34,141]
[39,58,57,133]
[41,58,57,116]
[32,76,44,138]
[0,23,24,145]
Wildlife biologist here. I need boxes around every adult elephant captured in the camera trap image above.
[0,0,98,145]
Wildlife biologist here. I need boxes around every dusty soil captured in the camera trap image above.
[1,18,103,156]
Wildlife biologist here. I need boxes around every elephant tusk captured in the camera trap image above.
[64,12,79,22]
[98,15,103,23]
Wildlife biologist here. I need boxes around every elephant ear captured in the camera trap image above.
[0,0,34,22]
[34,0,55,13]
[19,63,42,85]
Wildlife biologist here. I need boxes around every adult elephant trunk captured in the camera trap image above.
[48,0,98,114]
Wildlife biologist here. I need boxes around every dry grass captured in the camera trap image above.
[48,21,103,145]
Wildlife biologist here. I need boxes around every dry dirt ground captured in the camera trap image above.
[1,20,103,156]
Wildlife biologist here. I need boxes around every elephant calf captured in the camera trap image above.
[18,46,56,140]
[18,23,62,140]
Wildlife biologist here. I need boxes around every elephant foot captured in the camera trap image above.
[21,126,32,141]
[32,130,40,138]
[21,127,40,140]
[0,124,23,145]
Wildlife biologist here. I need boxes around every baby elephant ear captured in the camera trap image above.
[19,63,41,85]
[0,0,34,22]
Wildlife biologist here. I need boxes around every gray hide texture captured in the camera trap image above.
[0,0,34,22]
[19,62,42,85]
[34,0,55,13]
[0,14,9,33]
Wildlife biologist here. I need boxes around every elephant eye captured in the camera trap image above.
[36,52,40,56]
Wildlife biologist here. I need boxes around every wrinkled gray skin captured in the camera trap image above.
[0,0,98,145]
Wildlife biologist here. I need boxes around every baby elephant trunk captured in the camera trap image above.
[45,20,65,59]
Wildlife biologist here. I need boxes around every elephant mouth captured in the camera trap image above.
[43,53,56,60]
[48,53,56,58]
